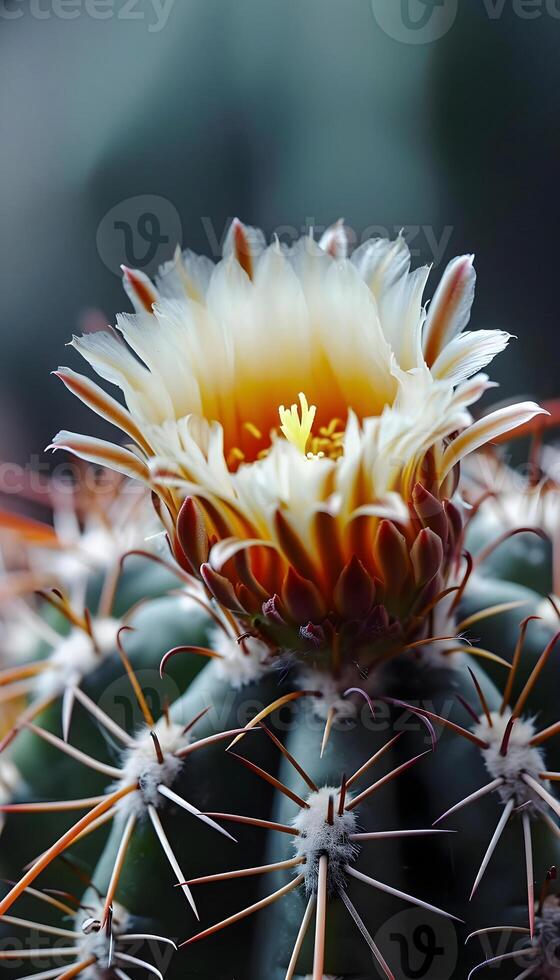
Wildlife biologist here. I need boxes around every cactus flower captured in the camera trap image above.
[50,222,545,673]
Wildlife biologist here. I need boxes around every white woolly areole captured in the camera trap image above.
[296,668,358,721]
[474,711,549,811]
[292,787,359,895]
[35,618,121,698]
[211,628,272,689]
[536,898,560,978]
[115,718,186,820]
[74,900,130,979]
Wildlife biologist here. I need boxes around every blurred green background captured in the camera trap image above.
[1,0,558,466]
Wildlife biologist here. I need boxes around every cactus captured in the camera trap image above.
[0,221,559,979]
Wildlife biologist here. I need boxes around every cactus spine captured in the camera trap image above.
[0,221,559,979]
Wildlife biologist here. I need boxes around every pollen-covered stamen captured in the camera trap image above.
[278,392,346,462]
[292,787,359,896]
[223,421,270,467]
[474,711,550,812]
[307,417,346,461]
[227,398,345,470]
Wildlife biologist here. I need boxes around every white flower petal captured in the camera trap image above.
[431,329,511,386]
[423,254,476,366]
[48,431,151,483]
[439,402,548,483]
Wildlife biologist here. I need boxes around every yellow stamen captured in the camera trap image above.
[320,418,343,438]
[243,422,262,440]
[227,447,246,468]
[278,393,317,456]
[308,426,345,461]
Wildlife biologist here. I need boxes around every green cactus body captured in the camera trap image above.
[54,646,557,980]
[460,576,560,774]
[0,586,214,914]
[2,225,560,980]
[248,656,560,978]
[88,662,288,978]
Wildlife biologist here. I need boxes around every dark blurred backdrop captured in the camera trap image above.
[1,0,558,467]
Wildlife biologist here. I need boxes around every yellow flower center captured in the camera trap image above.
[278,393,346,460]
[224,393,347,470]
